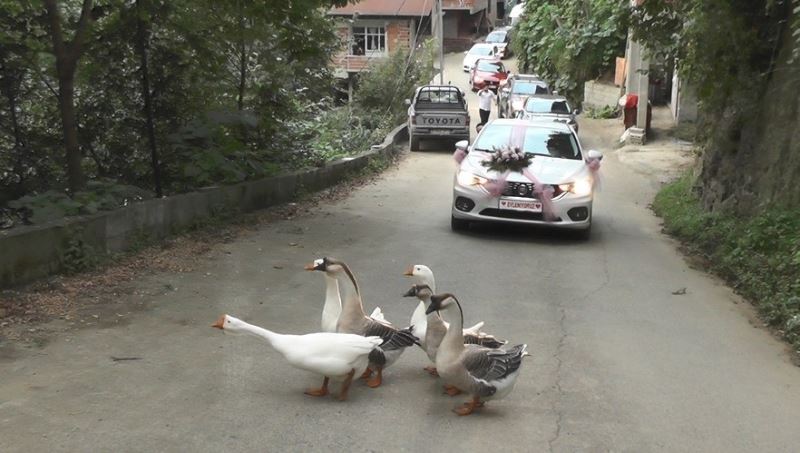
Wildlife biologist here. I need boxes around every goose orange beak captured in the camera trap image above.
[211,315,226,329]
[304,262,316,271]
[403,265,414,276]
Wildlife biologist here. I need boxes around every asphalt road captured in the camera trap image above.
[2,54,800,453]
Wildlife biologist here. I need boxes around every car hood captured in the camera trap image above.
[464,151,588,184]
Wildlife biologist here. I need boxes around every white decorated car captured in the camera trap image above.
[451,119,601,237]
[462,43,497,72]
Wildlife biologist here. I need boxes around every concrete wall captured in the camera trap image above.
[0,125,408,289]
[583,80,622,110]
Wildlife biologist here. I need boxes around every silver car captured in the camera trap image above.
[517,95,580,133]
[451,119,601,236]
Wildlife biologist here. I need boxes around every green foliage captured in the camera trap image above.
[512,0,629,103]
[7,181,153,224]
[653,173,800,351]
[61,227,100,274]
[629,0,795,122]
[354,39,437,124]
[585,105,619,119]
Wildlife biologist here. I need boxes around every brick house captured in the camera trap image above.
[328,0,497,81]
[328,0,434,79]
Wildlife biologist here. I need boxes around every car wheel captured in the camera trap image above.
[451,215,469,231]
[409,136,420,151]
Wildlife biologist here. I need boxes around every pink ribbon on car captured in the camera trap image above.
[484,169,556,222]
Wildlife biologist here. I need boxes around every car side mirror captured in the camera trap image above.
[573,108,581,115]
[463,51,469,55]
[404,99,411,106]
[455,140,469,152]
[586,149,603,161]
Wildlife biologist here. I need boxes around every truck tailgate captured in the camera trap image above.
[416,113,468,128]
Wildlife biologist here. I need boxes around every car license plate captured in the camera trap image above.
[432,129,450,135]
[499,198,542,212]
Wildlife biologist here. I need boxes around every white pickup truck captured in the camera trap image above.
[405,85,470,151]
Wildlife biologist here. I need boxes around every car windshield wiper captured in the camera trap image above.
[473,147,494,152]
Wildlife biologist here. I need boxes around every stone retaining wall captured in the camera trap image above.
[0,125,408,289]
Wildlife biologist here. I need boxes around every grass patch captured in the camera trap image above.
[653,173,800,353]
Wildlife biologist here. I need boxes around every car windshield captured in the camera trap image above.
[469,46,494,56]
[513,81,549,95]
[524,98,572,114]
[477,60,505,73]
[416,88,462,104]
[486,32,506,43]
[473,124,581,160]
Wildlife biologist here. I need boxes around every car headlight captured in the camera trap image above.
[457,171,488,187]
[559,178,593,196]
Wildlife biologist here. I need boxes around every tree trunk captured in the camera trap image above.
[236,0,247,112]
[44,0,94,194]
[135,0,162,197]
[55,69,85,193]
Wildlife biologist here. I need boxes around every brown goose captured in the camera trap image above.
[402,284,506,378]
[306,257,418,388]
[426,293,528,416]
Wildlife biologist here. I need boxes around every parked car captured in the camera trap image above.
[462,43,497,72]
[469,58,510,92]
[497,74,551,118]
[518,95,580,133]
[406,85,470,151]
[450,119,601,236]
[485,27,512,59]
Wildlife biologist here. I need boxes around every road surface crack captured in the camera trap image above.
[548,243,610,452]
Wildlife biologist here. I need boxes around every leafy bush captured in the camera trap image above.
[512,0,629,103]
[653,173,800,351]
[585,105,619,119]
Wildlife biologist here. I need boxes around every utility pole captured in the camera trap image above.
[435,0,444,84]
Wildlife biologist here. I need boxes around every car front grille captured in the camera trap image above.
[479,208,562,222]
[502,182,564,199]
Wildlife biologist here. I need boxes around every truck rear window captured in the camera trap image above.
[416,88,463,104]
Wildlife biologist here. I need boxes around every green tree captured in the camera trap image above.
[512,0,629,103]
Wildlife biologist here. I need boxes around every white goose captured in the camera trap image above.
[426,293,529,416]
[308,257,418,388]
[403,284,506,377]
[212,314,382,400]
[308,261,386,333]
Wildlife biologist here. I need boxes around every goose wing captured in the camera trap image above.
[463,331,507,349]
[363,319,420,351]
[462,344,528,383]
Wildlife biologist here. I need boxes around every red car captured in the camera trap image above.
[469,58,509,92]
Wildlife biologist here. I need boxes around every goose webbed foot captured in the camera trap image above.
[443,384,463,396]
[366,367,383,388]
[453,397,482,416]
[304,376,330,397]
[359,367,373,380]
[423,366,439,376]
[337,369,356,401]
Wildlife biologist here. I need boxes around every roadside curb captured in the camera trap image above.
[0,124,408,289]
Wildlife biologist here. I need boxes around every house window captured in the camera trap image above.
[350,26,386,56]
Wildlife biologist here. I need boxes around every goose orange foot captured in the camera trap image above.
[366,368,383,388]
[423,366,439,376]
[304,377,329,397]
[360,368,373,380]
[453,397,482,416]
[443,384,463,396]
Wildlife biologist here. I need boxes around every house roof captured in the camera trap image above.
[329,0,433,17]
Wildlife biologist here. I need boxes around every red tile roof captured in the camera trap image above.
[329,0,433,17]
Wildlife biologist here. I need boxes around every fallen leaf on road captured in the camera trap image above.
[273,265,284,270]
[672,287,687,295]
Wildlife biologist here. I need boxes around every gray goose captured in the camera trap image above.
[308,257,418,388]
[403,284,506,378]
[426,292,528,415]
